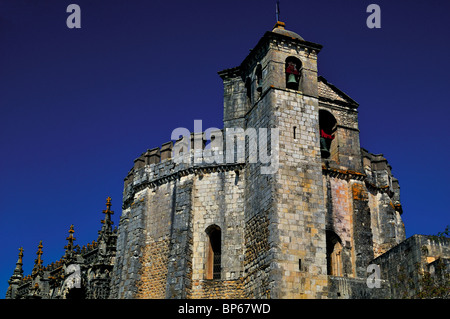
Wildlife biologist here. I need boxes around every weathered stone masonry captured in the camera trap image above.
[109,21,414,299]
[7,21,448,300]
[108,23,412,298]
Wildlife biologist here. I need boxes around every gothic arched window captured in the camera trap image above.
[205,225,221,280]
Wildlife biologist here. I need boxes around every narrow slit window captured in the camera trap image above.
[245,77,252,104]
[205,225,221,280]
[256,63,263,92]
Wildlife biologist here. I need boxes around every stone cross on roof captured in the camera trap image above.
[101,196,114,229]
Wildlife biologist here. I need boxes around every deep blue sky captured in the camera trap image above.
[1,0,449,297]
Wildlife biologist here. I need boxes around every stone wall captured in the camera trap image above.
[242,85,275,299]
[110,22,414,300]
[110,189,148,299]
[270,89,328,299]
[112,143,247,298]
[137,237,170,298]
[165,177,194,299]
[328,276,390,299]
[372,235,450,298]
[218,67,247,130]
[351,181,377,279]
[363,150,406,257]
[191,170,246,297]
[323,174,355,277]
[190,279,246,299]
[243,210,271,298]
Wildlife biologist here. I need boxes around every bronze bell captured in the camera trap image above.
[257,83,262,92]
[320,137,330,158]
[287,73,297,84]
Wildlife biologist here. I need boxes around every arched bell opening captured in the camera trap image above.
[285,56,302,90]
[319,110,337,159]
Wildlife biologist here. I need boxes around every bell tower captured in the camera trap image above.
[219,21,327,298]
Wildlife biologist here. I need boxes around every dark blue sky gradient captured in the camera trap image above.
[1,0,449,297]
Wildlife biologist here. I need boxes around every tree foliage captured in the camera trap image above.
[416,225,450,299]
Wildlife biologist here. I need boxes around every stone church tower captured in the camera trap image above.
[8,21,449,300]
[109,21,407,299]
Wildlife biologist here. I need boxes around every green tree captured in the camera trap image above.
[416,226,450,299]
[416,258,449,299]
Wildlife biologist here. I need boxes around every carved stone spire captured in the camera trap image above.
[64,225,76,253]
[6,247,25,298]
[13,247,24,277]
[32,241,43,275]
[100,197,114,235]
[17,247,24,264]
[64,224,78,262]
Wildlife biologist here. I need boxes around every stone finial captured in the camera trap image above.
[32,241,44,275]
[8,246,24,286]
[106,196,112,210]
[18,247,24,265]
[101,197,114,230]
[35,241,43,266]
[64,225,76,253]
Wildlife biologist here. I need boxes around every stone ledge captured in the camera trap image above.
[123,162,245,208]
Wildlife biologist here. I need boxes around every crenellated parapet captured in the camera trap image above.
[361,148,401,209]
[321,147,401,204]
[359,148,405,256]
[122,129,248,208]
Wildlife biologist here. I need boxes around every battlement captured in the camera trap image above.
[360,148,401,206]
[372,235,450,298]
[123,129,248,207]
